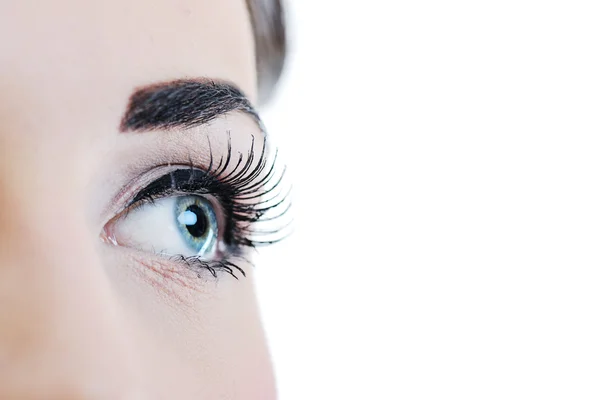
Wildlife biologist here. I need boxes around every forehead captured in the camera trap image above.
[0,0,257,136]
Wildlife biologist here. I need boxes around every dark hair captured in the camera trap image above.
[245,0,287,104]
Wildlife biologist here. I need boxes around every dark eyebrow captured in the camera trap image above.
[119,79,263,133]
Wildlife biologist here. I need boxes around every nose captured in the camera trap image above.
[0,154,143,399]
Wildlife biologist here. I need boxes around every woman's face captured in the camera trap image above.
[0,0,279,398]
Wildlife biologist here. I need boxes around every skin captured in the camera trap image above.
[0,0,276,398]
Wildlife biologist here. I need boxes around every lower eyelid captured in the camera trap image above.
[118,240,249,282]
[124,251,220,303]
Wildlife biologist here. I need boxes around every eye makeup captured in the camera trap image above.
[103,134,291,279]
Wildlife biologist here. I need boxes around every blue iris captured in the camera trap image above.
[174,196,218,256]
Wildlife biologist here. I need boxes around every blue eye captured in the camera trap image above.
[104,156,290,280]
[174,196,218,256]
[107,194,220,259]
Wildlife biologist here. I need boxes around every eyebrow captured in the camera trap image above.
[119,79,263,133]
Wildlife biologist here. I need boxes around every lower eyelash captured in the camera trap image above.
[171,255,249,280]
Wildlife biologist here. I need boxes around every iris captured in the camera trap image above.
[175,196,218,257]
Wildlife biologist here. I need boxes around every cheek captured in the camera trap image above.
[103,251,276,398]
[201,281,277,399]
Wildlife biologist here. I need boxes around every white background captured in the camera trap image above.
[255,1,600,399]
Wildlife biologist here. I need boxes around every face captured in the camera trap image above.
[0,1,285,398]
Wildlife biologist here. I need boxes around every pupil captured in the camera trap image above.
[184,205,207,238]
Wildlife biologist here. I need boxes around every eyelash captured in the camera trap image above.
[123,134,291,279]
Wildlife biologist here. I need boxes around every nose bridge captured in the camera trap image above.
[0,148,141,397]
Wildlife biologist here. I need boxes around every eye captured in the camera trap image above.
[102,138,292,279]
[107,194,221,259]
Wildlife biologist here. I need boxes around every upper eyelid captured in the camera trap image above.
[128,170,220,209]
[108,164,193,214]
[101,126,288,234]
[98,109,267,225]
[104,133,251,221]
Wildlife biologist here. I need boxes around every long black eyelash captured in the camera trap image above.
[169,254,247,280]
[130,133,292,278]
